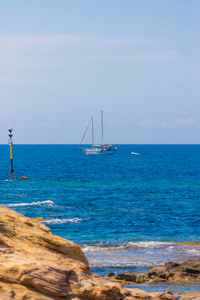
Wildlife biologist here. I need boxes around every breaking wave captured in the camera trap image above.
[6,200,55,207]
[41,218,83,224]
[82,241,173,252]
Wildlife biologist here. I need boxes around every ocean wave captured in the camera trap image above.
[6,200,55,207]
[83,241,200,269]
[41,218,83,224]
[88,260,164,268]
[186,248,200,255]
[127,241,173,248]
[82,241,173,252]
[82,245,125,252]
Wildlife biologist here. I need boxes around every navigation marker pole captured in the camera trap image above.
[8,126,16,180]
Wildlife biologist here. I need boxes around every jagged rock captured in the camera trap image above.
[115,272,147,283]
[148,260,200,282]
[0,205,179,299]
[112,259,200,285]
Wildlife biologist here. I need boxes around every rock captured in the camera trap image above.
[148,259,200,282]
[112,259,200,285]
[0,205,179,299]
[106,272,115,278]
[32,217,46,221]
[179,291,200,299]
[20,176,28,180]
[116,272,148,283]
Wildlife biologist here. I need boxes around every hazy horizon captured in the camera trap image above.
[1,143,200,145]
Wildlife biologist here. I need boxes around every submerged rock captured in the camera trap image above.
[0,205,179,299]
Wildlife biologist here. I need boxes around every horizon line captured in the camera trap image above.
[0,143,200,146]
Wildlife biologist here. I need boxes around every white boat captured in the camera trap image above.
[79,111,117,155]
[131,152,141,155]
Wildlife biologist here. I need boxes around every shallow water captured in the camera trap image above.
[125,282,200,293]
[1,144,200,293]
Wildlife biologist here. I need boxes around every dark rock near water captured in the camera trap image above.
[20,176,28,180]
[115,272,147,283]
[148,259,200,282]
[110,259,200,284]
[107,272,115,277]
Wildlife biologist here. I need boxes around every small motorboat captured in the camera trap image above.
[131,152,141,155]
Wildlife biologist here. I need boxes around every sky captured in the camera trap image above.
[0,0,200,144]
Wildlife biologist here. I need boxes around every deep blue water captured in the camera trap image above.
[1,144,200,293]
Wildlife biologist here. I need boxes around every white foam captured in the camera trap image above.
[82,245,125,252]
[82,241,200,269]
[186,248,200,255]
[42,218,83,224]
[87,259,163,268]
[82,241,173,253]
[127,241,173,248]
[6,200,55,207]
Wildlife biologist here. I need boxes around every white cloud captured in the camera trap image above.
[0,33,159,54]
[0,32,178,76]
[175,117,196,126]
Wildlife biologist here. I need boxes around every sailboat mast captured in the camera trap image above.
[101,111,104,146]
[92,116,94,149]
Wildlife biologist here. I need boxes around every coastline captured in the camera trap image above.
[0,204,200,299]
[0,204,188,299]
[1,145,200,298]
[83,240,200,281]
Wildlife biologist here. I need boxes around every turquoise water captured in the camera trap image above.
[1,144,200,293]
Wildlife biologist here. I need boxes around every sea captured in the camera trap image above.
[1,144,200,294]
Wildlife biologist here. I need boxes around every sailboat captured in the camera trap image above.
[79,111,117,155]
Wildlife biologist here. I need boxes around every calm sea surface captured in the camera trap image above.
[1,144,200,293]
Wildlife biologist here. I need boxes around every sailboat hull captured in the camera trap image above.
[83,148,116,155]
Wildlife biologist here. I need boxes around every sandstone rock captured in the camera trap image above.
[0,205,179,299]
[179,291,200,299]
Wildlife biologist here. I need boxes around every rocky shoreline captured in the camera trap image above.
[107,259,200,284]
[0,205,199,299]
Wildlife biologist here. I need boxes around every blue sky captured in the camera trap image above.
[0,0,199,144]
